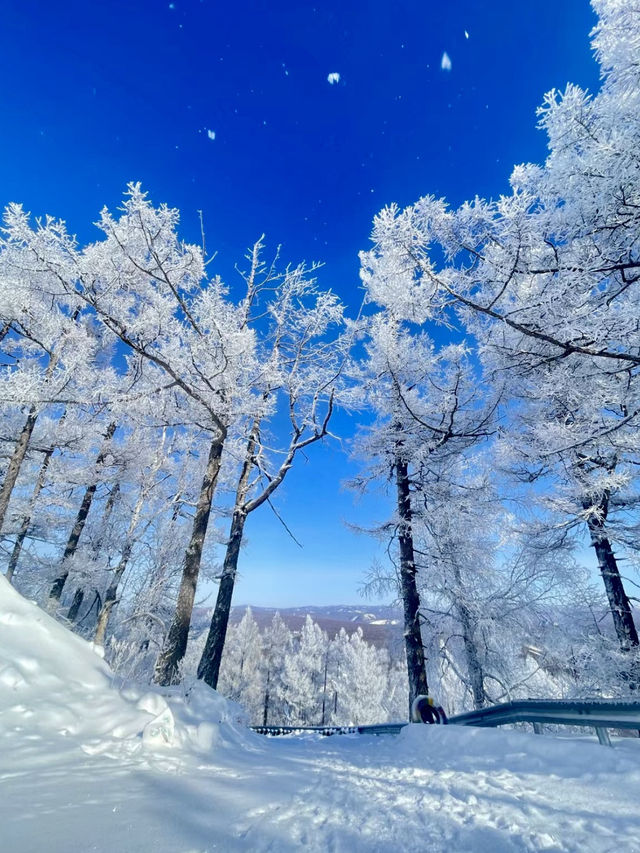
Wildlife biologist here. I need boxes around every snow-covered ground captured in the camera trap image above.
[2,576,640,853]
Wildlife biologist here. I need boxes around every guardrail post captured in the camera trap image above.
[532,722,543,735]
[595,727,612,747]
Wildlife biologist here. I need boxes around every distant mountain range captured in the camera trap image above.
[192,604,403,649]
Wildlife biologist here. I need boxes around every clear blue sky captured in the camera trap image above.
[1,0,601,606]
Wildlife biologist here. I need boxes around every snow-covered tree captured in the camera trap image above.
[331,628,389,725]
[197,248,346,690]
[360,0,640,680]
[282,616,328,725]
[216,608,264,717]
[352,304,497,709]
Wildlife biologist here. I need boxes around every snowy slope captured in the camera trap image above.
[2,576,640,853]
[0,574,250,752]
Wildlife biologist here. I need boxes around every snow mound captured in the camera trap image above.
[396,719,640,781]
[0,576,253,756]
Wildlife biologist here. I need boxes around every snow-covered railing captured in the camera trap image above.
[252,699,640,745]
[448,698,640,746]
[251,723,405,736]
[252,725,358,736]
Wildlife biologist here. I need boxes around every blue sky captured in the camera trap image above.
[1,1,601,606]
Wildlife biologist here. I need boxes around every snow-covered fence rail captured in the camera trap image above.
[251,725,358,736]
[251,723,405,736]
[252,699,640,744]
[448,698,640,746]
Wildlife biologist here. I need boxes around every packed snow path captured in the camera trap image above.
[1,577,640,852]
[4,724,640,853]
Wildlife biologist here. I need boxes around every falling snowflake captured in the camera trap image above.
[327,72,340,85]
[207,129,216,141]
[464,30,469,39]
[441,52,452,71]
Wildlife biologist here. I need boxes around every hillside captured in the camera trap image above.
[193,604,403,649]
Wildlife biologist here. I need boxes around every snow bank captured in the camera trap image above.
[396,719,640,779]
[0,576,252,756]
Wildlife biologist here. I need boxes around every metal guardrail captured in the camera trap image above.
[448,698,640,730]
[448,698,640,746]
[251,698,640,746]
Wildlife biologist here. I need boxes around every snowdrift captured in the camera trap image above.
[0,575,252,755]
[396,718,640,778]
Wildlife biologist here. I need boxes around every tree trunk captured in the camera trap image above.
[154,431,226,686]
[449,561,486,708]
[583,496,639,653]
[67,481,121,623]
[0,335,66,535]
[321,648,329,725]
[457,599,486,709]
[0,406,38,533]
[263,667,271,727]
[48,422,117,606]
[66,588,86,622]
[0,320,12,342]
[6,446,53,583]
[196,508,246,688]
[6,406,70,584]
[197,419,260,689]
[49,481,99,604]
[94,483,146,645]
[137,493,183,654]
[94,542,133,646]
[395,453,429,712]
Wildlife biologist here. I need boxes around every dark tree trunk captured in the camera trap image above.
[7,406,69,583]
[196,386,331,690]
[0,322,76,536]
[154,431,226,686]
[583,495,639,653]
[395,453,429,712]
[67,482,121,623]
[263,667,271,727]
[321,649,329,725]
[66,588,85,622]
[48,422,117,606]
[6,446,53,583]
[0,406,38,533]
[49,481,98,604]
[94,540,134,646]
[197,419,260,689]
[450,561,486,709]
[457,599,486,709]
[0,334,68,535]
[197,508,246,688]
[93,482,145,644]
